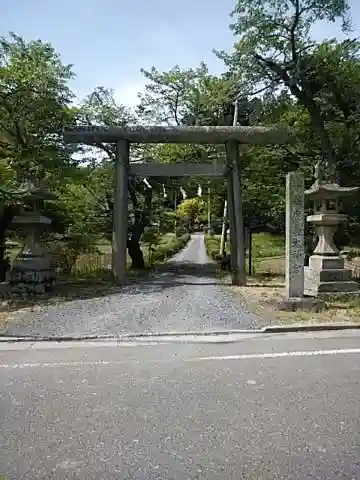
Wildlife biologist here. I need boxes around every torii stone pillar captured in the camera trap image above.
[226,140,246,285]
[112,140,129,284]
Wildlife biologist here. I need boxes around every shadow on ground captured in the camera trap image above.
[0,261,226,315]
[130,261,227,289]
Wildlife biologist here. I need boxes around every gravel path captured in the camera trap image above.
[2,234,264,337]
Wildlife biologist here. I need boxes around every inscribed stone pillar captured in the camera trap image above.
[112,139,129,285]
[285,172,305,299]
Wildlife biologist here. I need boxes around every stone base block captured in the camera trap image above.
[10,254,55,294]
[309,255,344,270]
[10,270,54,294]
[279,297,324,312]
[0,282,9,295]
[318,269,352,282]
[304,266,360,297]
[316,280,359,293]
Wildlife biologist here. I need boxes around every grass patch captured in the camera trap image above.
[205,233,360,324]
[251,233,285,275]
[255,257,285,275]
[204,232,285,274]
[251,232,285,258]
[230,276,360,325]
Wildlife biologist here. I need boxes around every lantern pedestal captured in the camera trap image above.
[304,182,359,297]
[10,213,55,294]
[10,182,55,294]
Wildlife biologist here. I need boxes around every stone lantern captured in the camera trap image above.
[10,180,55,294]
[304,171,359,296]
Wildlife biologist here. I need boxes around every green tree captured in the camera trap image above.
[218,0,352,181]
[138,62,256,127]
[0,32,75,280]
[303,40,360,186]
[177,197,205,231]
[78,87,161,268]
[138,64,240,231]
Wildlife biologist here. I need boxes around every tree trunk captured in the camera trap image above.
[127,237,145,269]
[293,88,338,183]
[305,99,338,182]
[0,205,17,282]
[127,185,153,269]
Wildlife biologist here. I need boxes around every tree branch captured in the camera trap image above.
[0,96,27,148]
[289,0,301,62]
[173,90,181,126]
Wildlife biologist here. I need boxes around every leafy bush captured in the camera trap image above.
[148,233,190,265]
[142,227,161,266]
[205,235,220,260]
[175,226,188,237]
[173,233,190,250]
[210,218,223,235]
[142,226,160,245]
[44,233,100,274]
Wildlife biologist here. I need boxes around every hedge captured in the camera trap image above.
[204,235,221,261]
[151,233,190,264]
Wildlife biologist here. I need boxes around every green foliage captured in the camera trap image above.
[150,233,190,264]
[141,226,161,266]
[137,63,237,126]
[175,226,188,237]
[205,233,286,277]
[204,235,221,261]
[141,226,160,245]
[220,0,351,93]
[177,197,205,231]
[0,32,76,179]
[44,233,100,274]
[217,0,354,181]
[0,32,78,280]
[158,210,176,234]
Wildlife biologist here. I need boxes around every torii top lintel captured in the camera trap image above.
[63,125,294,145]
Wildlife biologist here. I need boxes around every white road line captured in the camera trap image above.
[0,360,114,369]
[192,348,360,362]
[0,348,360,369]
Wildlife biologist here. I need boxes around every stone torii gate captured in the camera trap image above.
[63,125,292,286]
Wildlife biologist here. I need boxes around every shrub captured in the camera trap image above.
[142,226,161,266]
[175,226,188,237]
[147,233,189,265]
[44,233,100,274]
[204,235,220,260]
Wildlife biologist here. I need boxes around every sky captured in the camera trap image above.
[1,0,360,108]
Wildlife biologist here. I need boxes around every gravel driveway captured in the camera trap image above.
[2,234,264,338]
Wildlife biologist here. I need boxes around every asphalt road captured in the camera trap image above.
[1,234,262,338]
[1,330,360,479]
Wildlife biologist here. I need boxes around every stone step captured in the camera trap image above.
[318,269,352,282]
[317,280,360,293]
